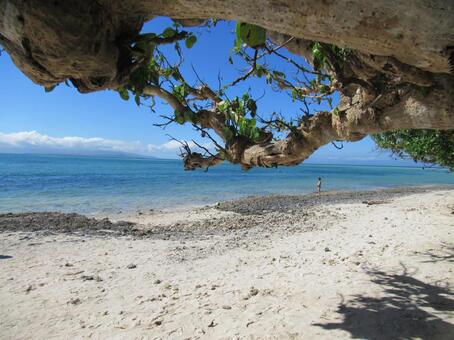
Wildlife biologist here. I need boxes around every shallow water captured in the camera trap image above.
[0,153,452,215]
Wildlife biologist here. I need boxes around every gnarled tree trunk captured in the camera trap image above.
[0,0,453,169]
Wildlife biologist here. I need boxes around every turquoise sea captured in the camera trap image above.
[0,153,452,215]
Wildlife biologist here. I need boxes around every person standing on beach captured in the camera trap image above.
[316,177,322,194]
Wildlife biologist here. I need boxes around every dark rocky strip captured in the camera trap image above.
[215,185,453,214]
[0,212,138,237]
[0,186,452,238]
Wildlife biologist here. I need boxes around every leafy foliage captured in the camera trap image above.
[235,23,266,49]
[372,130,454,170]
[217,93,261,141]
[185,35,197,49]
[311,42,349,71]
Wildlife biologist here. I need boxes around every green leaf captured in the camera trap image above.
[246,99,257,117]
[222,127,235,142]
[291,88,300,101]
[238,117,246,134]
[134,94,141,106]
[311,42,325,71]
[140,33,157,40]
[118,87,129,101]
[217,100,229,112]
[185,35,197,49]
[173,84,187,101]
[255,65,264,78]
[235,22,266,48]
[162,27,177,38]
[265,72,272,84]
[272,70,285,79]
[320,85,330,94]
[250,128,261,142]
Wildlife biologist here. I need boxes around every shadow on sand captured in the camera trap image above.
[316,263,454,339]
[421,243,454,264]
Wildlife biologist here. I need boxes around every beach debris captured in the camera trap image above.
[127,263,137,269]
[324,247,331,252]
[80,274,103,282]
[244,287,259,300]
[154,279,162,284]
[81,275,94,281]
[65,270,84,276]
[64,262,73,267]
[0,211,136,236]
[208,320,217,327]
[82,275,94,281]
[362,200,388,206]
[222,305,232,310]
[25,285,34,294]
[68,297,82,305]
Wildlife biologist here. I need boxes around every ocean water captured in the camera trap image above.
[0,153,452,215]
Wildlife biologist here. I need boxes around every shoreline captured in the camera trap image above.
[0,185,452,239]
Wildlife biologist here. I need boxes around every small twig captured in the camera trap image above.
[191,139,216,157]
[153,115,175,128]
[257,36,294,60]
[191,124,225,152]
[191,63,205,86]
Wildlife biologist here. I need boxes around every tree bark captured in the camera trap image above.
[135,0,454,74]
[1,0,453,89]
[0,0,453,169]
[241,79,454,168]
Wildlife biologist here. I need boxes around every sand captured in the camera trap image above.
[0,187,453,339]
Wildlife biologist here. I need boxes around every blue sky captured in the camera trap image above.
[0,18,405,164]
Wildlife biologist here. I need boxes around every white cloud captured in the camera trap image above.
[0,131,211,158]
[147,140,211,152]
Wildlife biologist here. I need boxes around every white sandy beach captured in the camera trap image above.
[1,188,453,339]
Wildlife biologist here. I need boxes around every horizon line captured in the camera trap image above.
[0,151,444,170]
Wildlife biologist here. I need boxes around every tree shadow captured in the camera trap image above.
[0,255,13,260]
[421,243,454,264]
[315,264,454,339]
